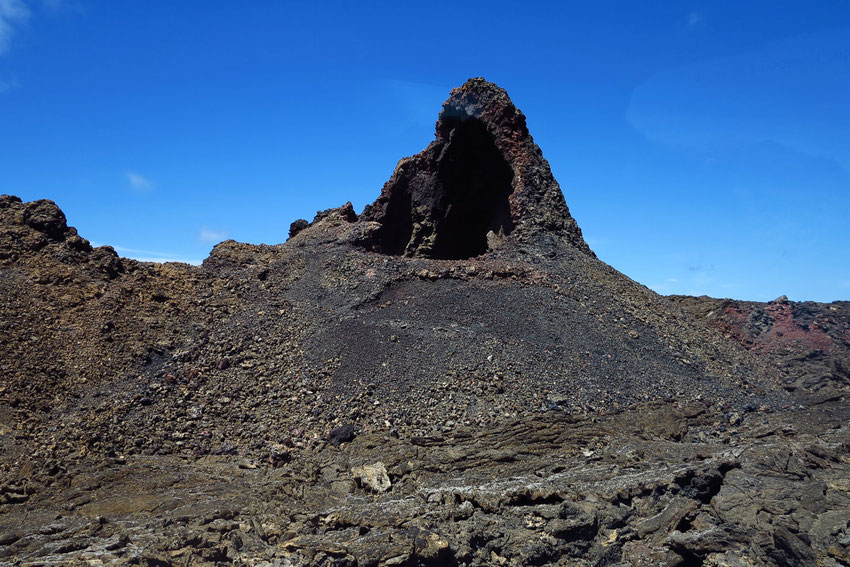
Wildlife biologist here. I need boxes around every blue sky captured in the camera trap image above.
[1,1,848,302]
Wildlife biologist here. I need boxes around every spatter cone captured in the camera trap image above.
[354,78,593,259]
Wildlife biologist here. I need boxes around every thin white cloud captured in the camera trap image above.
[384,78,452,131]
[96,244,203,265]
[199,226,229,244]
[687,12,703,26]
[584,237,610,249]
[0,0,29,55]
[648,277,682,294]
[648,283,672,294]
[128,256,203,265]
[126,172,154,192]
[0,76,18,92]
[647,271,740,298]
[628,27,850,172]
[40,0,85,14]
[840,280,850,288]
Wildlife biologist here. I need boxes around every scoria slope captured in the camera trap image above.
[1,79,848,566]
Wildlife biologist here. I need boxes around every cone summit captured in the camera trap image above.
[355,78,593,259]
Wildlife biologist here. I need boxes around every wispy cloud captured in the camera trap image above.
[0,76,18,92]
[199,226,229,244]
[687,12,703,26]
[129,255,203,265]
[648,282,673,294]
[40,0,86,15]
[384,78,451,131]
[126,172,154,192]
[93,243,203,265]
[648,271,739,298]
[0,0,29,55]
[840,280,850,288]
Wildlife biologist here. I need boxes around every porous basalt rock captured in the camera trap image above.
[289,219,309,239]
[0,195,121,276]
[23,199,69,240]
[357,78,593,259]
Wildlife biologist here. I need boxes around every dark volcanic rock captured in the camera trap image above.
[357,78,593,259]
[23,199,69,240]
[1,80,848,566]
[289,218,309,239]
[328,424,358,447]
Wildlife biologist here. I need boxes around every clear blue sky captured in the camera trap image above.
[1,1,848,302]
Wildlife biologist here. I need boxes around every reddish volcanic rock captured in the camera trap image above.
[671,295,850,392]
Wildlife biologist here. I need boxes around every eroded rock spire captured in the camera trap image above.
[357,78,593,259]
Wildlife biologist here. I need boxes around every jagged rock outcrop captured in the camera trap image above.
[354,78,593,259]
[0,194,124,276]
[671,295,850,394]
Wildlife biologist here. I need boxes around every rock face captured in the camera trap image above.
[1,79,849,566]
[357,78,593,259]
[671,295,850,394]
